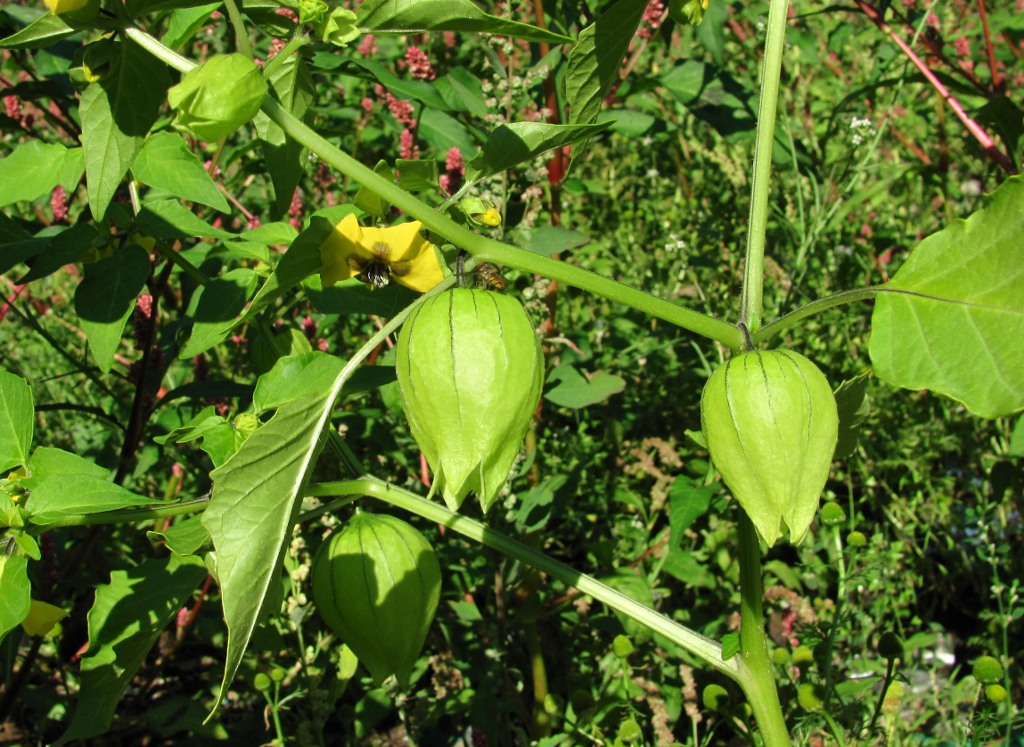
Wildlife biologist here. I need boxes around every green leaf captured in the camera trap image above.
[0,11,76,50]
[252,352,344,412]
[244,215,337,321]
[27,474,164,525]
[869,175,1024,418]
[136,198,234,240]
[17,222,100,284]
[1009,415,1024,458]
[161,3,221,50]
[255,52,315,217]
[667,478,714,550]
[0,556,31,647]
[179,268,259,358]
[833,373,871,459]
[201,386,341,714]
[24,446,109,489]
[434,66,488,117]
[519,226,591,255]
[355,0,572,44]
[695,0,726,66]
[147,515,211,555]
[544,364,625,408]
[418,108,476,154]
[0,142,84,208]
[345,58,448,110]
[73,244,151,373]
[56,555,207,745]
[566,0,648,129]
[354,160,396,219]
[0,369,34,473]
[396,159,440,192]
[720,632,740,660]
[465,121,612,184]
[132,131,229,212]
[81,38,170,219]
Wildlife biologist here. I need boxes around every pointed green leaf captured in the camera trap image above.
[132,131,229,212]
[27,474,164,525]
[0,556,31,648]
[544,364,625,408]
[833,373,871,459]
[252,352,344,412]
[243,215,337,321]
[465,121,612,184]
[81,38,170,219]
[179,268,259,358]
[0,142,84,208]
[147,515,211,555]
[24,446,109,489]
[74,244,151,373]
[566,0,648,128]
[17,223,100,284]
[255,52,315,216]
[869,175,1024,418]
[135,198,234,240]
[56,555,207,745]
[201,387,341,714]
[355,0,572,43]
[668,478,714,550]
[0,369,34,473]
[0,11,75,50]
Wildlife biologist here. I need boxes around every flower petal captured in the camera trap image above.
[320,213,372,287]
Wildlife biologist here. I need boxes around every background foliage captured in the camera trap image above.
[1,0,1022,744]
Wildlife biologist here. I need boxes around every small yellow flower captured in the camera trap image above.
[320,214,443,293]
[474,208,502,228]
[44,0,97,18]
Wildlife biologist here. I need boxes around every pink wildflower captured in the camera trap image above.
[289,187,303,230]
[361,97,375,112]
[4,95,21,121]
[637,0,665,39]
[247,216,261,230]
[400,128,420,159]
[358,34,377,57]
[50,186,68,223]
[405,45,435,80]
[386,93,416,126]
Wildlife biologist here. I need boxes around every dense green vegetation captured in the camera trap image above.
[1,0,1022,744]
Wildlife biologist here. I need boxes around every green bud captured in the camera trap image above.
[318,7,360,46]
[700,349,839,547]
[253,672,271,691]
[167,54,267,142]
[311,513,441,687]
[819,501,846,526]
[396,289,543,512]
[792,645,814,667]
[972,655,1004,685]
[797,683,825,712]
[985,684,1007,702]
[846,530,867,547]
[617,718,643,743]
[702,683,730,711]
[877,632,904,661]
[612,634,634,658]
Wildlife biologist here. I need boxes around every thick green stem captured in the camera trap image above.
[122,26,742,351]
[307,478,740,680]
[736,513,792,746]
[739,0,790,335]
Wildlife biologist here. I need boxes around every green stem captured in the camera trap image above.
[307,478,740,680]
[739,0,790,335]
[122,26,742,351]
[736,512,792,747]
[221,0,253,59]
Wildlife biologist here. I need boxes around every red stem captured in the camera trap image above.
[976,0,1004,92]
[854,0,1017,174]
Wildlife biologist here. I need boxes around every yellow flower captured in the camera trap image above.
[44,0,98,18]
[320,214,444,293]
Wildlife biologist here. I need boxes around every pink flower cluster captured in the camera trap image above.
[440,147,464,194]
[637,0,665,40]
[405,45,435,80]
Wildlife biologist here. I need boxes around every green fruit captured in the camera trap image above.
[701,349,839,546]
[396,289,543,512]
[702,683,730,711]
[819,501,846,526]
[311,513,441,686]
[797,683,825,712]
[877,632,904,661]
[972,655,1004,685]
[846,530,867,547]
[985,684,1007,702]
[167,54,267,142]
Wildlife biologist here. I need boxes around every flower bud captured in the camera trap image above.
[700,349,838,547]
[311,513,441,687]
[167,54,267,142]
[396,289,543,512]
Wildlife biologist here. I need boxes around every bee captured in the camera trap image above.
[475,262,507,290]
[349,242,410,289]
